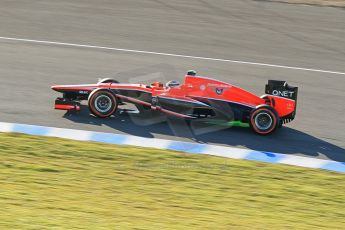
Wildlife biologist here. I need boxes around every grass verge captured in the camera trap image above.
[0,133,344,229]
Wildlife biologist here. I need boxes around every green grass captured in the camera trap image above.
[0,133,344,230]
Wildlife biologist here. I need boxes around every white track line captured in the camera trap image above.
[1,36,344,75]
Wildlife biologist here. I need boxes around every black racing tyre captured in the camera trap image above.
[249,105,279,135]
[88,90,118,118]
[98,78,120,84]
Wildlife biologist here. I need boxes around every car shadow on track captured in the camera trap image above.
[63,106,345,162]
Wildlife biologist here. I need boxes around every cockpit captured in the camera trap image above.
[148,70,197,90]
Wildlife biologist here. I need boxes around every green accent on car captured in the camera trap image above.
[205,120,250,128]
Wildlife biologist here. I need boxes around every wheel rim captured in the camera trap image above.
[254,112,273,130]
[94,95,112,113]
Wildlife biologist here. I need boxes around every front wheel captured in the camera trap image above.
[88,90,118,118]
[250,106,279,135]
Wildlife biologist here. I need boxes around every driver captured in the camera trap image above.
[165,80,180,88]
[165,70,196,88]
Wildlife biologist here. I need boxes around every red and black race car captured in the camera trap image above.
[51,71,298,135]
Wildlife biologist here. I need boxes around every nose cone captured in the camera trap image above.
[51,85,63,92]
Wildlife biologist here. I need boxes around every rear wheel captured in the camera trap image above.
[88,90,118,118]
[250,106,279,135]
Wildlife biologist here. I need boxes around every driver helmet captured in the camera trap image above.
[166,80,181,88]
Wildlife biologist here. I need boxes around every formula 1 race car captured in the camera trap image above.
[51,71,298,135]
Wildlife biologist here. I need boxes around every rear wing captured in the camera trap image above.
[265,80,298,123]
[265,80,298,101]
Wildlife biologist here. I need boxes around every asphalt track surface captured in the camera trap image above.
[0,0,344,161]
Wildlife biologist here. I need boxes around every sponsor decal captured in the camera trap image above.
[272,90,294,98]
[200,85,206,91]
[79,90,89,94]
[207,83,231,88]
[287,102,294,109]
[215,88,224,95]
[206,83,231,95]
